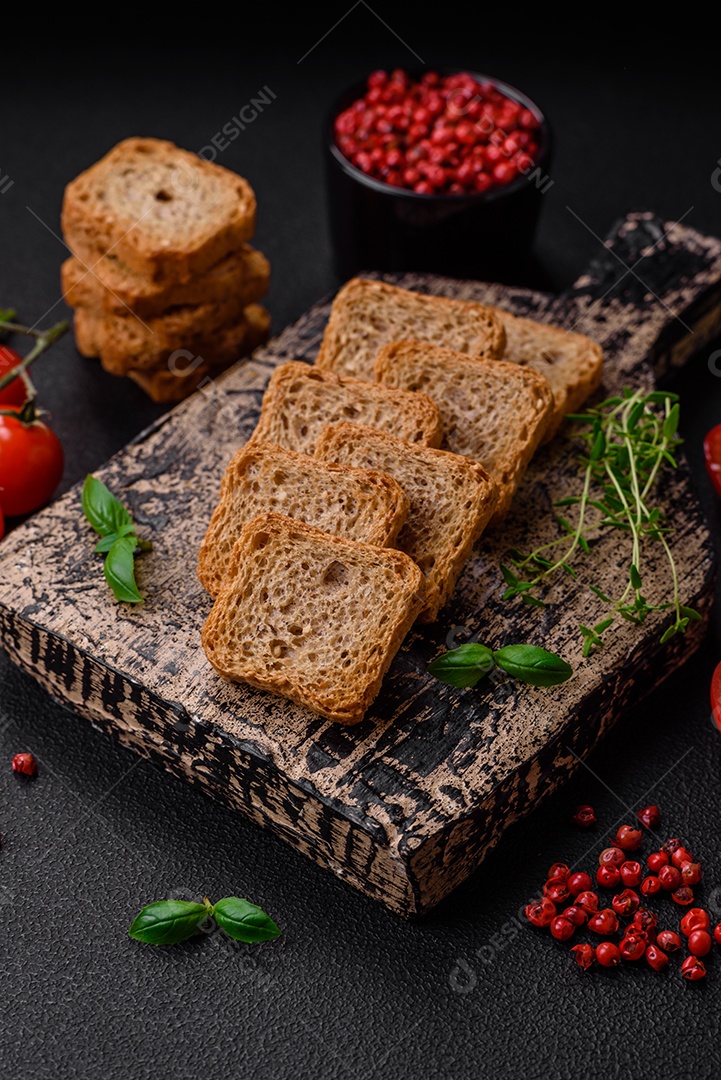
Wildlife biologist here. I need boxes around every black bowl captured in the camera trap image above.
[325,71,552,281]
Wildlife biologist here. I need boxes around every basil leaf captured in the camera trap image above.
[82,474,133,537]
[128,900,209,945]
[428,643,495,688]
[212,897,282,943]
[95,534,119,554]
[492,645,573,687]
[104,536,143,604]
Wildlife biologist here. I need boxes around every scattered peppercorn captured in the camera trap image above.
[645,944,669,972]
[544,877,570,904]
[571,804,597,828]
[11,752,37,777]
[640,875,662,897]
[671,886,695,906]
[566,872,593,897]
[680,909,709,936]
[575,891,600,913]
[647,851,669,873]
[570,943,594,970]
[712,923,721,946]
[658,865,682,892]
[680,956,706,981]
[656,930,682,953]
[598,847,625,869]
[687,929,712,958]
[680,861,702,886]
[632,909,658,937]
[595,942,621,968]
[550,916,575,942]
[524,898,557,928]
[620,861,642,887]
[614,825,643,852]
[588,909,619,936]
[637,805,661,829]
[561,905,588,927]
[547,862,570,881]
[596,865,621,889]
[620,932,647,961]
[611,889,640,917]
[670,846,694,870]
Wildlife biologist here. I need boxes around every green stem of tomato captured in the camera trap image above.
[0,319,69,394]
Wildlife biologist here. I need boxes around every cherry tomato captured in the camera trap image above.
[0,406,64,517]
[703,425,721,498]
[0,345,32,408]
[711,660,721,734]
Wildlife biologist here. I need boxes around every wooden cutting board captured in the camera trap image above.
[1,211,719,917]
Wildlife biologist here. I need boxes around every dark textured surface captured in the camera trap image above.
[2,26,721,1080]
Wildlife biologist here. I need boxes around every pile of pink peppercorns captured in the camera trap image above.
[525,804,716,980]
[333,69,542,196]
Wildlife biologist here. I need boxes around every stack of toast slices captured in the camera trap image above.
[199,276,604,726]
[61,137,270,402]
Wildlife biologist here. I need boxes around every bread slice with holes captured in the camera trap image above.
[496,309,603,439]
[201,513,424,724]
[62,137,256,284]
[61,245,270,318]
[249,361,443,454]
[315,423,498,622]
[315,277,507,380]
[374,341,553,519]
[198,442,410,598]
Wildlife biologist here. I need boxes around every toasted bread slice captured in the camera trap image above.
[315,278,506,380]
[201,513,424,724]
[72,293,263,374]
[375,341,553,519]
[198,442,410,598]
[496,309,603,439]
[62,137,256,284]
[62,245,270,318]
[249,361,443,454]
[122,306,270,402]
[316,423,498,622]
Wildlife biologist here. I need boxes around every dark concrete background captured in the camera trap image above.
[2,17,721,1079]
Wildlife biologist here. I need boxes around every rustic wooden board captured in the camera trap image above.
[0,211,719,917]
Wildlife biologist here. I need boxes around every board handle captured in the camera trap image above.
[557,211,721,378]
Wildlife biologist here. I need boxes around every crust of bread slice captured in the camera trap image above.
[495,309,603,440]
[61,245,269,318]
[122,306,270,402]
[198,442,410,598]
[72,290,260,373]
[315,277,507,380]
[315,422,498,622]
[249,361,443,454]
[374,340,553,519]
[62,137,256,284]
[201,512,424,724]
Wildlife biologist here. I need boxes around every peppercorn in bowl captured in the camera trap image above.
[325,68,552,279]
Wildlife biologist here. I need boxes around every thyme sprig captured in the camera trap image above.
[502,388,701,655]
